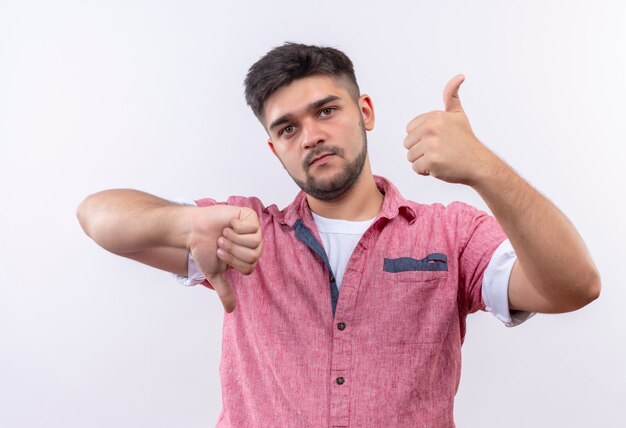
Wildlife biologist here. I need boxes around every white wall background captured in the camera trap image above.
[1,1,624,427]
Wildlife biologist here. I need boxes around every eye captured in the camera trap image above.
[280,125,295,136]
[319,107,335,117]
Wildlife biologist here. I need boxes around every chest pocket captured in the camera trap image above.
[357,252,456,345]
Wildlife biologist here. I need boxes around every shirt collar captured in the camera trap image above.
[276,175,416,227]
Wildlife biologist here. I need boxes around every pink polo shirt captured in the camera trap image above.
[193,176,509,427]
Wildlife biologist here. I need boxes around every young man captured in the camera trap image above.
[77,43,600,427]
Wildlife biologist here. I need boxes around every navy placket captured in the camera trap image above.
[293,219,339,317]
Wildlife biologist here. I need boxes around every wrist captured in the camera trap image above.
[469,151,509,192]
[159,204,196,250]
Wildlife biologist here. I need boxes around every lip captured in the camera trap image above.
[309,153,334,166]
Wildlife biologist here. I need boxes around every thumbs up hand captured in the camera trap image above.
[404,74,498,186]
[188,205,263,313]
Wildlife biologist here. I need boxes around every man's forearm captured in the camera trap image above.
[77,189,193,254]
[471,155,600,308]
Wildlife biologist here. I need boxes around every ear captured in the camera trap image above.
[267,139,278,158]
[358,94,375,131]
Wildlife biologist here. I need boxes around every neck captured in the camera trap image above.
[306,162,383,221]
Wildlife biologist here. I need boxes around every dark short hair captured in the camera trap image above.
[244,42,360,123]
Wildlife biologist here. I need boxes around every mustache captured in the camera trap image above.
[303,146,344,170]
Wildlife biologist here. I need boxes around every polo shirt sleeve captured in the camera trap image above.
[454,201,535,327]
[482,238,536,327]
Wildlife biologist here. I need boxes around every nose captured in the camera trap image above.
[300,119,325,150]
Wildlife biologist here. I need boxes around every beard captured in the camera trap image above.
[289,121,368,201]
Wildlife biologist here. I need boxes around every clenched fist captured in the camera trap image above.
[187,205,263,313]
[403,74,500,186]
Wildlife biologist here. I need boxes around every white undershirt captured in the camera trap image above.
[311,212,375,291]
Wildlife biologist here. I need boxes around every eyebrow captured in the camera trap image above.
[268,95,341,132]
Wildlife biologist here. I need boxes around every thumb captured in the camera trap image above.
[206,272,237,313]
[443,74,465,113]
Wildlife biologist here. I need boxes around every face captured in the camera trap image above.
[264,75,375,201]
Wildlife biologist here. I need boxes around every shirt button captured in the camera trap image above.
[337,322,346,331]
[330,274,336,283]
[336,377,345,385]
